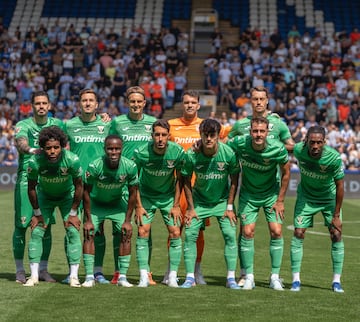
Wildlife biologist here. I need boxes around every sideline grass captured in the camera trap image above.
[0,190,359,321]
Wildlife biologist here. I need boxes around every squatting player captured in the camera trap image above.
[227,116,291,291]
[181,118,241,290]
[290,126,345,293]
[13,90,63,284]
[24,126,83,287]
[83,135,138,287]
[133,119,185,288]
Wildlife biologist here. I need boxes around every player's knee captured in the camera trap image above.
[66,225,81,242]
[32,226,46,240]
[293,228,305,239]
[168,226,181,239]
[331,231,342,243]
[138,226,150,238]
[185,229,199,243]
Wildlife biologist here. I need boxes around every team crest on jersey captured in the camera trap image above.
[119,175,127,182]
[40,169,48,175]
[296,216,304,225]
[269,123,274,130]
[145,125,152,132]
[85,171,91,178]
[217,162,225,171]
[263,158,271,165]
[241,214,246,221]
[21,216,27,225]
[15,126,21,134]
[27,167,32,174]
[167,160,175,168]
[60,167,68,176]
[319,165,328,173]
[97,126,105,134]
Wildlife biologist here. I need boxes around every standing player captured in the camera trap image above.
[83,135,138,287]
[227,86,294,286]
[166,89,214,285]
[64,88,112,286]
[227,86,294,150]
[133,119,184,288]
[24,126,83,287]
[13,90,63,284]
[290,126,345,293]
[110,86,157,284]
[180,119,240,289]
[227,117,291,290]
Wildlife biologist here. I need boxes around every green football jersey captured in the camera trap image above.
[110,114,156,159]
[15,117,64,174]
[293,142,345,202]
[227,135,289,197]
[228,113,291,142]
[181,142,240,206]
[85,156,139,204]
[27,149,82,198]
[64,115,111,171]
[133,141,185,198]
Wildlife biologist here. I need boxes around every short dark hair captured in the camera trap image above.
[105,134,123,146]
[181,89,200,102]
[79,88,98,101]
[304,125,326,146]
[199,118,221,135]
[39,126,68,148]
[31,90,50,105]
[152,119,170,133]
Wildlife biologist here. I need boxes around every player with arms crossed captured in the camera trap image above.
[181,119,241,289]
[83,135,138,287]
[290,125,345,293]
[227,116,291,290]
[133,119,184,287]
[64,88,112,286]
[24,126,83,287]
[110,86,157,284]
[13,91,63,284]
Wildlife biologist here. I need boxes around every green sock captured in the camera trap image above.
[112,233,120,271]
[270,237,284,274]
[118,255,131,275]
[65,226,82,264]
[94,234,106,267]
[183,229,198,274]
[136,237,149,270]
[28,226,46,263]
[331,240,344,274]
[240,236,254,274]
[41,225,52,261]
[222,222,238,271]
[290,236,304,273]
[12,227,26,260]
[83,253,95,276]
[169,238,182,272]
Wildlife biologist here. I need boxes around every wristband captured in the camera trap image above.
[226,204,233,211]
[29,148,36,154]
[33,208,41,217]
[69,209,78,217]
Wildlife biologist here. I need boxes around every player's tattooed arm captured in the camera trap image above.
[15,137,40,154]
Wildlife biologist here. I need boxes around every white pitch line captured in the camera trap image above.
[286,223,360,239]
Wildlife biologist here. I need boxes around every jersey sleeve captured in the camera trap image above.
[27,156,39,181]
[69,153,83,179]
[127,160,139,187]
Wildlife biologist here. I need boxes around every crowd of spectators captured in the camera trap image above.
[204,25,360,171]
[0,18,190,166]
[0,16,359,171]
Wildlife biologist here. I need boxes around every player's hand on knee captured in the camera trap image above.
[169,206,182,226]
[31,214,45,229]
[66,216,81,230]
[83,220,94,240]
[222,210,237,226]
[122,221,133,241]
[135,207,148,226]
[184,209,198,227]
